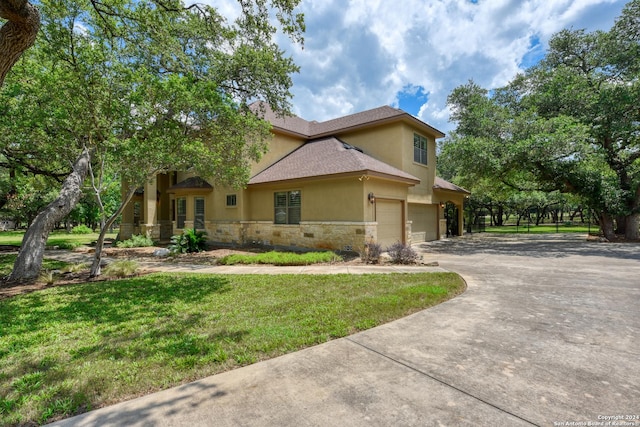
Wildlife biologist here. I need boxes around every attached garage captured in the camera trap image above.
[376,199,404,248]
[409,203,439,242]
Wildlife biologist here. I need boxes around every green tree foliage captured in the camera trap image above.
[1,0,304,282]
[440,0,640,240]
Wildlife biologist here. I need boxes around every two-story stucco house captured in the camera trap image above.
[118,105,469,251]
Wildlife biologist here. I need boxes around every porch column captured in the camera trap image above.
[142,177,160,239]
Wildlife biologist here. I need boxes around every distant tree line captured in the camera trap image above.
[440,0,640,241]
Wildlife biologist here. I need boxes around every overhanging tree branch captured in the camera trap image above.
[0,0,41,87]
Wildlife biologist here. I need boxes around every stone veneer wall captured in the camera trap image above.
[205,221,380,252]
[127,219,414,250]
[205,221,244,246]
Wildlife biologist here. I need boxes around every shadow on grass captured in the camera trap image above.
[0,274,245,425]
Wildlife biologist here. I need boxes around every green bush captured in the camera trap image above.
[56,241,82,250]
[116,234,155,248]
[218,251,341,266]
[71,225,93,234]
[169,229,207,254]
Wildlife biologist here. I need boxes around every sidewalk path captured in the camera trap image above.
[47,234,640,426]
[41,249,449,275]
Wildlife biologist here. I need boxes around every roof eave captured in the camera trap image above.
[433,186,471,195]
[311,114,445,139]
[249,170,420,187]
[271,126,310,139]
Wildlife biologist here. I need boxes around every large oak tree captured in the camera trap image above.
[1,0,304,282]
[440,0,639,240]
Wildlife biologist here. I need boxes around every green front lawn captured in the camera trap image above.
[0,270,465,426]
[0,231,118,249]
[0,255,68,278]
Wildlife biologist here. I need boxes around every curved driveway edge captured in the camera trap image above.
[48,234,640,426]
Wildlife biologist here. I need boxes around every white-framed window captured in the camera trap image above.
[194,197,205,229]
[226,194,237,207]
[176,197,186,229]
[274,190,301,224]
[414,133,427,165]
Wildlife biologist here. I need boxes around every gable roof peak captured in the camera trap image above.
[252,102,444,139]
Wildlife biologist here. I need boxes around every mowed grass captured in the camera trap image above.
[0,271,465,426]
[0,231,118,249]
[484,224,598,234]
[0,255,68,278]
[218,250,342,266]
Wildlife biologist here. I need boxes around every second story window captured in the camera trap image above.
[414,134,427,165]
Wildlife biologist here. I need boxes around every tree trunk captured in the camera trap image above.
[624,213,640,240]
[496,205,504,226]
[0,0,41,87]
[90,186,137,277]
[615,215,626,235]
[8,148,91,283]
[624,186,640,240]
[535,209,543,226]
[599,213,616,241]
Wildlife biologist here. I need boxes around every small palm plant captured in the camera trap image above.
[169,229,208,254]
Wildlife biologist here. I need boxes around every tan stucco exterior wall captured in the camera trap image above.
[250,132,305,176]
[337,125,405,170]
[403,125,437,205]
[245,177,367,223]
[194,175,414,251]
[335,122,437,206]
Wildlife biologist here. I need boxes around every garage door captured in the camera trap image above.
[376,200,403,248]
[409,203,438,242]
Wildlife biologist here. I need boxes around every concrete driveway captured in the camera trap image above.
[50,234,640,427]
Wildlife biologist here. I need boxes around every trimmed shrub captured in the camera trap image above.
[386,242,419,264]
[116,234,155,248]
[71,225,93,234]
[169,229,207,254]
[361,241,383,264]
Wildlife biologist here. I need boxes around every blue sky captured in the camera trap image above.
[209,0,628,134]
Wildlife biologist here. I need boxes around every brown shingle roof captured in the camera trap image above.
[252,102,445,138]
[433,177,470,194]
[168,176,213,191]
[249,137,420,185]
[258,105,312,136]
[309,106,406,135]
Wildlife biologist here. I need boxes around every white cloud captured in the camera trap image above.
[200,0,626,134]
[273,0,626,133]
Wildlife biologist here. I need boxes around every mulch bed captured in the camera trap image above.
[0,245,365,300]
